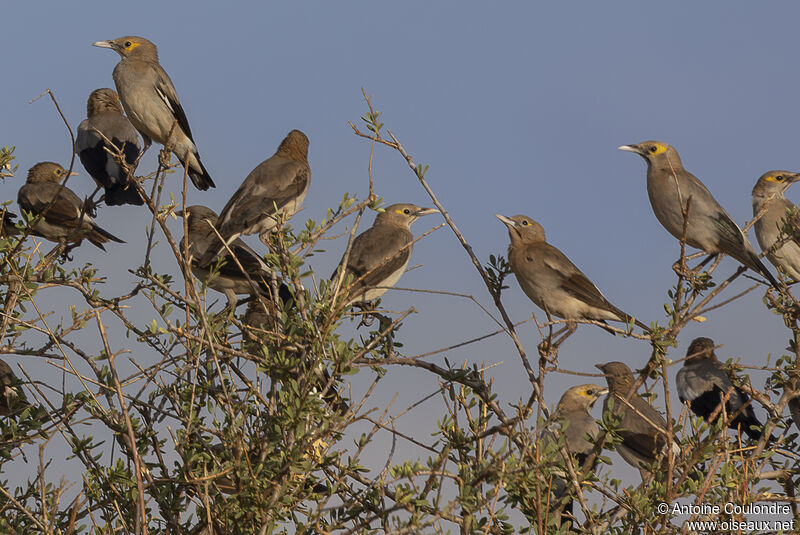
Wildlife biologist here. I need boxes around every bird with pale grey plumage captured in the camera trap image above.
[92,36,214,191]
[751,170,800,282]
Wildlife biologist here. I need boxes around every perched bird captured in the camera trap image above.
[0,210,19,238]
[333,204,439,305]
[18,162,124,250]
[177,205,288,309]
[619,141,778,288]
[92,36,214,190]
[543,384,607,527]
[199,130,310,265]
[676,337,763,441]
[751,170,800,281]
[496,214,646,332]
[76,88,143,206]
[0,359,28,416]
[596,362,678,478]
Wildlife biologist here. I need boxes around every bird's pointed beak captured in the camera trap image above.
[415,207,439,217]
[598,387,609,396]
[617,144,641,155]
[92,40,115,50]
[67,171,78,177]
[174,210,185,218]
[594,363,606,372]
[789,173,800,184]
[494,214,516,228]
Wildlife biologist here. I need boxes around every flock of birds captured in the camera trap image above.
[1,35,800,526]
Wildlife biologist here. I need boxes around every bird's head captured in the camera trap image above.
[595,361,635,391]
[276,130,310,161]
[558,384,609,412]
[26,162,77,184]
[93,36,157,60]
[495,214,545,245]
[618,140,680,168]
[375,204,439,229]
[685,336,717,363]
[175,205,219,234]
[86,88,124,116]
[752,170,800,198]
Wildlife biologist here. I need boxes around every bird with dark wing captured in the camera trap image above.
[76,88,143,206]
[752,170,800,282]
[177,205,288,310]
[619,141,778,288]
[676,337,764,441]
[597,361,678,479]
[496,214,646,333]
[18,162,124,250]
[333,204,438,305]
[0,359,28,417]
[93,36,214,190]
[199,130,310,265]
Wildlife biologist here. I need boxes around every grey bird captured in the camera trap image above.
[496,214,646,332]
[199,130,310,266]
[333,204,439,305]
[177,205,288,309]
[543,384,607,527]
[0,210,19,238]
[597,361,678,478]
[76,88,143,206]
[0,359,28,417]
[619,141,778,288]
[92,36,214,190]
[18,162,124,250]
[676,337,763,441]
[752,170,800,281]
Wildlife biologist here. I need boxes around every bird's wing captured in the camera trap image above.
[615,396,669,459]
[152,63,195,142]
[541,246,621,314]
[213,239,270,281]
[19,183,86,227]
[340,227,412,290]
[218,159,310,236]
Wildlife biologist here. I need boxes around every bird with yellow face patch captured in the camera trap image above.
[496,214,647,333]
[333,204,438,305]
[752,170,800,281]
[619,141,778,288]
[92,36,214,191]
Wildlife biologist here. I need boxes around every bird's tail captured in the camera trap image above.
[88,223,125,250]
[105,184,144,206]
[187,151,215,191]
[745,251,780,289]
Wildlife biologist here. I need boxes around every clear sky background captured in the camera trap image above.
[2,1,799,507]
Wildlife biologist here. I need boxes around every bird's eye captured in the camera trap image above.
[776,175,785,181]
[124,41,132,48]
[649,146,658,153]
[53,169,60,176]
[403,209,410,214]
[521,220,529,226]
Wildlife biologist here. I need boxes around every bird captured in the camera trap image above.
[596,361,678,478]
[333,204,439,305]
[199,130,310,266]
[18,162,124,250]
[496,214,646,332]
[618,141,778,288]
[751,170,800,281]
[177,205,288,309]
[676,337,764,441]
[92,36,214,190]
[76,88,143,206]
[0,359,28,416]
[0,210,19,238]
[543,384,607,528]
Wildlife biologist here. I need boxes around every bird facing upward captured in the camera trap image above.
[18,162,124,250]
[496,214,646,332]
[76,88,143,206]
[751,170,800,281]
[334,204,438,305]
[618,141,778,288]
[92,36,214,190]
[596,361,677,478]
[199,130,310,266]
[676,337,764,441]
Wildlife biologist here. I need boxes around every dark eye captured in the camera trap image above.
[403,209,410,214]
[649,146,658,153]
[776,175,785,181]
[124,41,132,48]
[521,220,529,226]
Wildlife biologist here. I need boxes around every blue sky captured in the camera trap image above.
[3,1,799,493]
